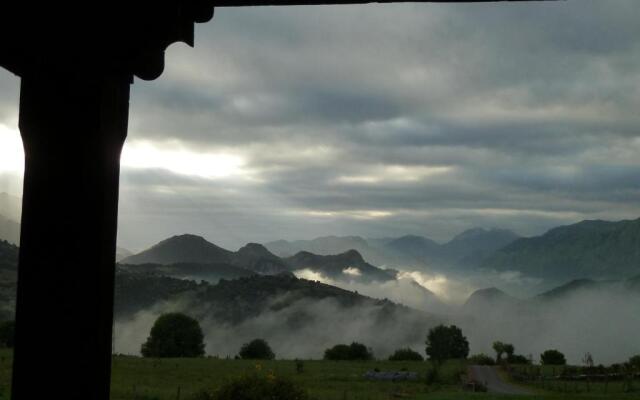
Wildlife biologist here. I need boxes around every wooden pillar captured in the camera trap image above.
[11,71,130,400]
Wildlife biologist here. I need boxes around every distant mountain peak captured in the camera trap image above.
[468,287,510,301]
[463,287,518,312]
[481,217,640,281]
[121,234,232,265]
[156,233,209,245]
[290,249,365,263]
[342,249,365,262]
[237,242,273,255]
[536,279,602,301]
[450,227,519,243]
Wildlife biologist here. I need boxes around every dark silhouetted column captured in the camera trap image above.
[12,72,130,400]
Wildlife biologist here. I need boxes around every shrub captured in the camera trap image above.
[324,344,350,360]
[324,342,373,360]
[540,349,566,366]
[212,372,309,400]
[389,348,424,361]
[508,354,531,365]
[238,339,275,360]
[141,313,205,358]
[425,325,469,363]
[467,353,495,366]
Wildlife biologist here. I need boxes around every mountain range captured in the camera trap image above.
[122,234,393,283]
[265,228,520,270]
[113,269,441,358]
[4,231,640,361]
[480,218,640,281]
[266,219,640,283]
[463,274,640,313]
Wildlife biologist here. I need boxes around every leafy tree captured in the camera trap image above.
[504,344,515,360]
[508,354,531,365]
[540,349,566,366]
[492,341,506,363]
[388,348,424,361]
[467,353,495,366]
[629,355,640,369]
[0,320,14,348]
[141,313,205,358]
[324,344,351,360]
[425,325,469,363]
[238,339,275,360]
[347,342,373,360]
[324,342,373,360]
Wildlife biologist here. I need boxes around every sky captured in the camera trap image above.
[1,1,639,251]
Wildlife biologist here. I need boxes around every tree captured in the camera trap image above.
[324,344,351,360]
[629,355,640,369]
[540,349,566,366]
[348,342,373,360]
[508,354,531,365]
[504,344,515,360]
[238,339,275,360]
[141,313,205,358]
[0,320,14,348]
[425,325,469,363]
[324,342,373,361]
[492,341,506,363]
[388,348,424,361]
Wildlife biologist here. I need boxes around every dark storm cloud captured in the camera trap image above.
[1,1,640,248]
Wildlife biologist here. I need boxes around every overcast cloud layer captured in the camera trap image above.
[1,1,639,251]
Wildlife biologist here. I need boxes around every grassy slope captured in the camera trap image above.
[1,349,640,400]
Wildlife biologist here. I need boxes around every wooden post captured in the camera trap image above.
[11,71,130,400]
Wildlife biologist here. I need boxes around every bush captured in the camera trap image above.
[324,344,350,360]
[141,313,205,358]
[540,349,566,366]
[0,320,15,348]
[212,372,309,400]
[238,339,275,360]
[389,348,424,361]
[508,354,531,365]
[324,342,373,360]
[425,325,469,363]
[467,353,495,366]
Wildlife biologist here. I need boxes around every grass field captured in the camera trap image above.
[506,364,640,398]
[1,349,640,400]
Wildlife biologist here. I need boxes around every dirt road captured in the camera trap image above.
[468,365,532,395]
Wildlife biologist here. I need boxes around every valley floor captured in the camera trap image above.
[0,349,639,399]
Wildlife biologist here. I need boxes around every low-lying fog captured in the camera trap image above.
[114,267,640,365]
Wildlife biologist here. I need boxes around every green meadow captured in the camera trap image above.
[1,349,639,400]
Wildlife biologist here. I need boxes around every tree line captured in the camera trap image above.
[135,313,639,369]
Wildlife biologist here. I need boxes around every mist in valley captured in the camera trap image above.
[114,294,441,360]
[113,264,640,365]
